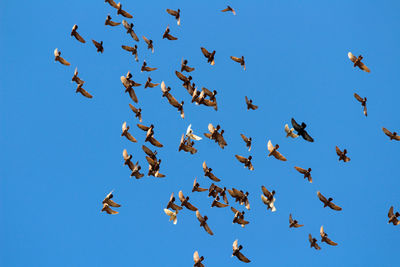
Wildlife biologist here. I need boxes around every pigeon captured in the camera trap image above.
[245,96,258,110]
[122,20,139,41]
[128,104,142,122]
[294,167,312,183]
[235,155,254,170]
[75,83,93,98]
[105,15,121,26]
[232,239,250,263]
[193,251,205,267]
[166,192,183,211]
[354,93,367,117]
[195,210,214,235]
[186,124,202,141]
[388,206,400,225]
[261,186,276,212]
[221,6,236,15]
[162,25,178,40]
[382,127,400,141]
[335,146,350,162]
[309,234,321,250]
[320,226,338,246]
[230,56,245,70]
[71,24,86,43]
[71,67,84,85]
[166,8,181,25]
[121,122,137,143]
[116,2,133,18]
[92,40,104,53]
[164,209,178,224]
[289,214,304,228]
[291,118,314,142]
[144,77,159,88]
[202,161,221,182]
[54,48,70,66]
[192,178,208,193]
[142,36,154,53]
[240,134,252,151]
[317,191,342,211]
[201,47,215,65]
[179,191,198,211]
[348,52,370,73]
[267,140,287,161]
[181,59,195,72]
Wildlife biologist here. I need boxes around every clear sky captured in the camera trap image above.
[1,0,400,266]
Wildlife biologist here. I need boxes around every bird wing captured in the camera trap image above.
[125,132,137,143]
[58,56,71,66]
[230,56,241,63]
[108,20,121,26]
[129,103,139,113]
[120,9,133,18]
[329,202,342,211]
[382,127,393,138]
[388,206,394,217]
[291,118,301,132]
[201,47,210,57]
[142,35,150,45]
[178,191,185,203]
[122,45,134,52]
[237,252,251,263]
[348,52,357,63]
[208,173,220,182]
[203,222,214,235]
[137,124,150,131]
[130,30,139,41]
[122,19,130,30]
[302,131,314,142]
[358,62,370,73]
[208,123,216,133]
[106,198,121,207]
[166,9,178,16]
[317,191,328,204]
[294,166,307,174]
[193,251,200,262]
[320,225,325,237]
[195,210,203,221]
[74,32,86,43]
[233,239,238,250]
[267,140,274,152]
[261,186,271,198]
[149,136,163,147]
[235,155,247,164]
[240,134,248,142]
[272,150,287,161]
[186,202,198,211]
[335,146,342,156]
[186,124,192,135]
[103,204,118,214]
[79,88,93,98]
[175,70,188,82]
[128,88,138,103]
[325,237,338,246]
[354,93,363,102]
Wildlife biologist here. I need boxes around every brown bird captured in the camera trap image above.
[211,196,229,208]
[309,234,321,250]
[105,15,121,26]
[245,96,258,110]
[122,20,139,41]
[105,0,118,9]
[128,104,142,122]
[204,123,227,149]
[116,2,133,18]
[75,83,93,98]
[141,60,157,72]
[167,192,183,211]
[388,206,400,225]
[121,122,137,143]
[348,52,370,73]
[166,94,185,119]
[335,146,350,162]
[54,48,70,66]
[122,45,138,62]
[72,67,84,85]
[178,134,197,154]
[101,191,121,214]
[144,77,159,88]
[240,134,252,151]
[192,178,207,193]
[193,251,204,267]
[162,25,178,40]
[228,188,250,210]
[166,8,181,26]
[138,124,163,148]
[164,208,178,224]
[142,36,154,53]
[92,40,104,53]
[208,183,222,198]
[235,155,254,171]
[354,93,367,117]
[181,59,195,72]
[175,71,192,88]
[232,239,251,263]
[267,140,287,161]
[122,148,134,170]
[130,161,144,179]
[179,191,198,211]
[101,203,118,215]
[261,186,276,212]
[317,191,342,211]
[142,144,157,160]
[231,207,249,227]
[196,210,214,235]
[202,161,221,182]
[221,5,236,15]
[124,71,141,86]
[289,214,304,228]
[230,56,245,70]
[284,124,299,138]
[71,24,85,43]
[382,127,400,141]
[201,47,216,65]
[121,76,138,103]
[320,226,338,246]
[294,167,312,183]
[146,157,165,178]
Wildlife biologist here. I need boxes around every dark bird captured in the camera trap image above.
[146,156,165,178]
[231,56,245,70]
[167,192,183,212]
[245,96,258,110]
[116,2,133,18]
[294,167,312,183]
[240,134,252,151]
[142,36,154,53]
[320,226,338,246]
[196,210,214,235]
[121,122,137,143]
[208,183,222,198]
[289,214,304,228]
[105,0,118,9]
[317,191,342,211]
[235,155,254,171]
[267,140,287,161]
[232,239,251,263]
[92,40,104,53]
[101,191,121,214]
[201,47,215,65]
[122,20,139,41]
[211,196,229,208]
[144,77,159,88]
[75,83,93,98]
[291,118,314,142]
[231,207,249,227]
[142,144,157,160]
[141,60,157,72]
[54,48,70,66]
[202,161,221,182]
[221,5,236,15]
[179,191,198,211]
[71,24,85,43]
[121,45,138,61]
[228,188,250,210]
[181,59,195,72]
[192,178,207,193]
[348,52,370,73]
[162,25,178,40]
[193,251,204,267]
[261,186,276,212]
[382,127,400,141]
[354,93,367,117]
[128,104,142,122]
[388,206,400,225]
[309,234,321,250]
[105,15,121,26]
[175,71,192,88]
[166,8,181,25]
[121,75,138,103]
[335,146,350,162]
[72,67,84,85]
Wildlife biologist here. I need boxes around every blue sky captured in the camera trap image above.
[1,0,399,266]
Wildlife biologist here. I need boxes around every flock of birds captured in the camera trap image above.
[53,1,400,265]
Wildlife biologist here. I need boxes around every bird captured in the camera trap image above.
[122,148,134,169]
[54,48,70,66]
[175,71,192,88]
[320,226,338,246]
[221,5,236,15]
[101,191,121,214]
[201,47,216,65]
[202,161,221,182]
[291,118,314,142]
[121,122,137,143]
[204,123,227,149]
[335,146,350,162]
[211,196,229,208]
[284,124,298,138]
[161,85,184,118]
[192,178,208,193]
[245,96,258,110]
[186,124,202,141]
[232,239,251,263]
[141,60,157,72]
[70,24,86,43]
[181,59,195,72]
[228,188,250,210]
[289,214,304,228]
[116,2,133,18]
[128,104,142,122]
[121,76,138,103]
[235,155,254,170]
[101,203,118,215]
[193,251,205,267]
[166,8,181,25]
[230,56,245,70]
[122,149,143,178]
[122,20,139,41]
[231,207,249,227]
[130,161,144,179]
[146,157,165,178]
[261,186,276,212]
[240,134,252,151]
[105,15,121,26]
[354,93,367,117]
[382,127,400,141]
[92,40,104,53]
[71,67,84,85]
[178,134,197,154]
[309,234,321,250]
[294,167,312,183]
[317,191,342,211]
[142,144,157,160]
[388,206,400,225]
[137,124,163,147]
[162,25,178,40]
[179,191,198,211]
[267,140,287,161]
[75,83,93,98]
[348,52,370,73]
[105,0,118,9]
[144,77,159,88]
[164,208,178,224]
[142,36,154,53]
[195,210,214,235]
[166,192,183,211]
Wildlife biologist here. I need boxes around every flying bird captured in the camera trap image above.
[186,124,202,141]
[232,240,251,263]
[164,209,178,224]
[230,56,245,70]
[54,48,70,66]
[142,144,157,160]
[181,59,195,72]
[211,196,229,208]
[309,234,321,250]
[146,157,165,178]
[354,93,367,117]
[71,24,86,43]
[72,67,84,85]
[192,178,208,193]
[105,0,118,9]
[291,118,314,142]
[382,127,400,141]
[317,191,342,211]
[101,191,120,214]
[228,188,250,210]
[128,104,142,122]
[196,210,214,235]
[388,206,400,225]
[121,122,137,143]
[144,77,159,88]
[221,5,236,15]
[193,251,205,267]
[142,36,154,53]
[121,76,138,103]
[75,83,93,98]
[320,226,338,246]
[122,20,139,41]
[240,134,252,151]
[178,134,197,154]
[261,186,276,212]
[235,155,254,170]
[245,96,258,110]
[166,192,183,211]
[166,8,181,25]
[289,214,304,228]
[105,15,121,26]
[231,207,249,227]
[141,60,157,72]
[335,146,350,162]
[92,40,104,53]
[294,167,312,183]
[267,140,287,161]
[348,52,370,73]
[284,124,298,138]
[201,47,216,65]
[202,161,221,182]
[116,2,133,18]
[162,25,178,40]
[179,191,198,211]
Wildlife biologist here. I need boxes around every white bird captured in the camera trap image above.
[186,124,202,141]
[164,208,178,224]
[285,124,298,138]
